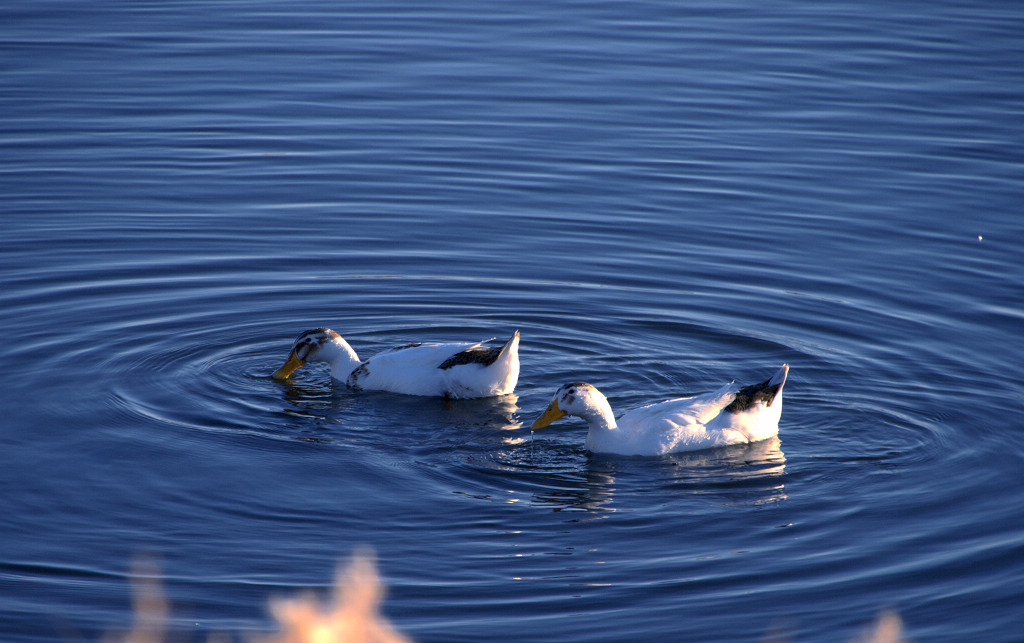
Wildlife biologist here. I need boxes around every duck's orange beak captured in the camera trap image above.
[531,400,566,430]
[272,351,305,379]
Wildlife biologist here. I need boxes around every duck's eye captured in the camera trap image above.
[295,338,315,359]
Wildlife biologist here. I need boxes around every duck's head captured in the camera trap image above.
[272,328,345,379]
[531,382,608,429]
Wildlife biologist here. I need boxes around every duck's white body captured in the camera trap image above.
[532,364,788,456]
[273,328,520,399]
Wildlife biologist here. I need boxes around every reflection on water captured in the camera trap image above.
[437,394,522,430]
[656,437,788,506]
[275,382,524,446]
[519,437,787,514]
[530,467,618,515]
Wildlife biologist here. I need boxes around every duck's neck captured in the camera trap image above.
[582,404,620,453]
[321,336,362,380]
[573,389,618,450]
[581,397,618,434]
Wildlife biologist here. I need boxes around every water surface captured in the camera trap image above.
[2,1,1023,641]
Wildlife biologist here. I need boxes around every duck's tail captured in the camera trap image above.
[768,363,789,392]
[500,330,520,358]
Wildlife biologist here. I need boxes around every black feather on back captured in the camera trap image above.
[438,346,503,370]
[724,375,783,413]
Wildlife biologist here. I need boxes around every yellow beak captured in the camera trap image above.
[272,351,306,379]
[531,400,566,430]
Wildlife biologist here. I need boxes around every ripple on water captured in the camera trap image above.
[4,257,1018,643]
[84,273,957,481]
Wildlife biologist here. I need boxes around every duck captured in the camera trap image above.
[531,364,788,455]
[272,328,520,399]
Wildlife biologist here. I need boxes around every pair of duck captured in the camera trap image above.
[273,328,788,457]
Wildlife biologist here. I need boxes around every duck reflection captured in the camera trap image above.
[529,465,618,515]
[276,377,522,438]
[525,437,787,514]
[436,393,522,429]
[655,436,787,506]
[277,372,340,418]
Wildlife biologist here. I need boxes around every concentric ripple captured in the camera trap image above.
[68,272,955,480]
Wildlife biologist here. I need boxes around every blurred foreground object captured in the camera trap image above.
[107,556,168,643]
[853,609,905,643]
[111,552,901,642]
[261,550,411,643]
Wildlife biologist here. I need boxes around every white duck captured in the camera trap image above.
[531,364,788,455]
[273,328,520,399]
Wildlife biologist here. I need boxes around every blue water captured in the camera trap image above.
[2,1,1023,641]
